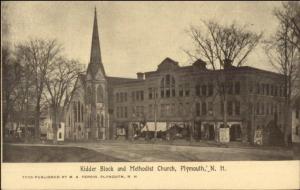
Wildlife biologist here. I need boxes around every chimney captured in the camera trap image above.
[137,72,144,80]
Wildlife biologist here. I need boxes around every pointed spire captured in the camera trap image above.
[89,7,106,76]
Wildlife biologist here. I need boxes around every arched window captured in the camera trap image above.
[160,74,175,98]
[86,87,92,104]
[97,85,104,103]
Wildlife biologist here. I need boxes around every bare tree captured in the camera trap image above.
[265,2,300,146]
[44,57,81,143]
[185,20,262,142]
[16,39,61,141]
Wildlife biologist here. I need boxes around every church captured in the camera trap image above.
[64,8,287,145]
[64,8,141,141]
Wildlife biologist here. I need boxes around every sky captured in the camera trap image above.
[4,1,282,78]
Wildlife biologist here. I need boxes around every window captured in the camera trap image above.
[178,103,183,115]
[196,85,200,96]
[77,101,80,122]
[160,104,165,117]
[141,91,144,101]
[97,85,103,103]
[185,83,190,96]
[270,85,274,96]
[148,88,153,99]
[249,82,253,93]
[228,82,233,95]
[73,102,77,122]
[86,87,92,104]
[235,82,240,95]
[261,103,265,115]
[208,101,213,115]
[220,101,224,115]
[228,101,233,116]
[202,85,207,96]
[208,84,213,96]
[160,74,176,98]
[296,109,299,119]
[132,91,135,102]
[235,101,240,115]
[116,107,120,118]
[81,104,84,122]
[196,102,200,116]
[266,84,269,96]
[136,91,140,101]
[202,102,207,115]
[179,84,184,97]
[116,93,119,102]
[256,83,260,94]
[148,104,153,117]
[185,103,190,115]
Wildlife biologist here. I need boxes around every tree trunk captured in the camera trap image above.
[52,107,58,144]
[35,104,40,141]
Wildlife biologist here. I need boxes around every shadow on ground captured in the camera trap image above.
[3,144,126,162]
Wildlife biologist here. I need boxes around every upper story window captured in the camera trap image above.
[235,82,240,95]
[160,74,176,98]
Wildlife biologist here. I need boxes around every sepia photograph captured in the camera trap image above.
[1,1,300,189]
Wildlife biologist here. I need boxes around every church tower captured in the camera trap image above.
[85,8,109,140]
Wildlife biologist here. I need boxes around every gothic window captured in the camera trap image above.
[101,114,104,127]
[81,104,84,122]
[77,101,80,123]
[160,74,176,98]
[97,85,103,103]
[86,87,92,104]
[73,102,77,122]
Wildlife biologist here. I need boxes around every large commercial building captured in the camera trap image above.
[64,9,287,144]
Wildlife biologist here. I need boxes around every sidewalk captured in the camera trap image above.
[65,138,293,152]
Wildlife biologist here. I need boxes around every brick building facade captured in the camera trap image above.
[65,9,286,144]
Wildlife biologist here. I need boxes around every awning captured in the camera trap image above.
[142,122,167,132]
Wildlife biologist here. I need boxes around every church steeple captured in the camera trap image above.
[88,7,106,76]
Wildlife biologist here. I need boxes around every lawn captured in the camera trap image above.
[3,144,126,162]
